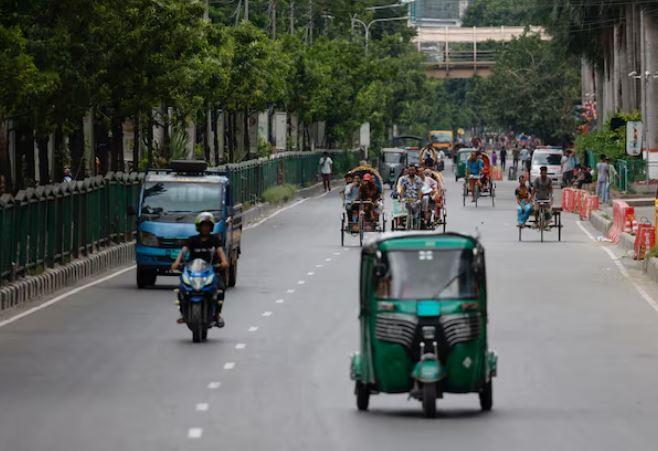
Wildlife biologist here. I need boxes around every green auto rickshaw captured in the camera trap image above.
[455,148,476,181]
[350,232,497,417]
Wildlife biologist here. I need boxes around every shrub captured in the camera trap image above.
[262,184,298,204]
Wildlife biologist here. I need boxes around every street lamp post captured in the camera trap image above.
[351,15,409,56]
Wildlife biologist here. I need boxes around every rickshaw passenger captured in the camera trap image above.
[424,169,444,217]
[343,174,360,222]
[515,175,532,225]
[358,173,381,222]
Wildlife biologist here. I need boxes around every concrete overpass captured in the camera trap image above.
[413,26,550,79]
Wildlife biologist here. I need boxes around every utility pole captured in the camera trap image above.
[245,0,249,21]
[203,0,209,20]
[289,1,295,34]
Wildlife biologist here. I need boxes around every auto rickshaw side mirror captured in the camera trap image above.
[472,246,485,275]
[373,262,388,279]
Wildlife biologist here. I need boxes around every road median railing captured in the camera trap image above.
[0,149,358,290]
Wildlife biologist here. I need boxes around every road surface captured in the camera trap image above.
[2,168,658,451]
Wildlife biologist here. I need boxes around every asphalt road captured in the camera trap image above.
[2,166,658,451]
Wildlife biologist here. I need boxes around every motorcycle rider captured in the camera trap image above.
[171,212,229,327]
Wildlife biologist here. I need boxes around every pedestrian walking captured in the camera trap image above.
[607,160,617,202]
[318,152,333,192]
[500,147,507,171]
[519,146,531,174]
[596,156,610,203]
[512,146,520,170]
[492,150,498,167]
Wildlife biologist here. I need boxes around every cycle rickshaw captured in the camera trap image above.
[341,166,386,246]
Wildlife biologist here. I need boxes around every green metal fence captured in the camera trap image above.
[613,159,646,192]
[0,150,358,284]
[0,172,141,284]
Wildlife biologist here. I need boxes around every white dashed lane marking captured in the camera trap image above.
[307,272,315,276]
[207,381,221,389]
[196,403,209,412]
[275,299,284,304]
[287,289,295,293]
[325,258,332,262]
[315,264,324,268]
[224,362,236,370]
[298,280,306,285]
[248,326,258,332]
[262,311,273,317]
[188,428,203,439]
[235,343,246,350]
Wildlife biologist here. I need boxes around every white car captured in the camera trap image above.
[530,148,563,184]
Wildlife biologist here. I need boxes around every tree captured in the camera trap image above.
[462,0,539,27]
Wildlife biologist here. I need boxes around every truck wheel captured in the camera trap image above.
[136,268,156,289]
[228,259,238,288]
[479,380,493,411]
[355,382,370,411]
[422,383,437,418]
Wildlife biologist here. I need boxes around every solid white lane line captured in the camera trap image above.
[275,299,284,304]
[262,311,273,317]
[307,272,315,276]
[576,220,658,313]
[235,343,246,350]
[188,428,203,439]
[297,280,306,285]
[248,326,259,332]
[224,362,236,370]
[207,382,221,389]
[196,403,209,412]
[286,289,295,293]
[0,265,136,329]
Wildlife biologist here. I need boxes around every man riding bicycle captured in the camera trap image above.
[532,166,553,225]
[398,165,424,228]
[465,152,484,202]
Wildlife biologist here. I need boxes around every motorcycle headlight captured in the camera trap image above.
[139,231,159,247]
[181,273,191,285]
[191,277,205,291]
[203,273,215,286]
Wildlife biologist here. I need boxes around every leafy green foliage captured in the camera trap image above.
[462,0,539,27]
[574,112,642,162]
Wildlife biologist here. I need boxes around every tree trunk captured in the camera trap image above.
[243,109,250,160]
[111,114,124,171]
[228,110,236,163]
[147,112,154,168]
[36,134,50,184]
[212,109,220,165]
[161,104,170,160]
[0,118,11,190]
[132,114,140,171]
[53,125,65,182]
[69,117,85,180]
[16,122,35,188]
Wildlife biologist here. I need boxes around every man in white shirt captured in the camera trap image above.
[318,152,333,192]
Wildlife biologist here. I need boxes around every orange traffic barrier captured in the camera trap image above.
[634,223,656,260]
[608,200,636,243]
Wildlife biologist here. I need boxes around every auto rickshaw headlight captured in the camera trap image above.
[422,326,436,340]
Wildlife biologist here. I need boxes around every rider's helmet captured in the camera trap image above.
[195,212,215,234]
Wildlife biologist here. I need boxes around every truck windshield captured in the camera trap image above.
[141,182,223,215]
[431,132,451,143]
[376,249,476,300]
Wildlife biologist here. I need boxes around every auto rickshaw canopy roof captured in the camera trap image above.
[362,232,477,253]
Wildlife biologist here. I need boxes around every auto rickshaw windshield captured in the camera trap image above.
[376,249,476,300]
[383,152,404,163]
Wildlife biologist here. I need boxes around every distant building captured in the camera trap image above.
[410,0,470,27]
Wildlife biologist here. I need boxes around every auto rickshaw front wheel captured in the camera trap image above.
[479,380,493,411]
[422,383,437,418]
[355,382,370,411]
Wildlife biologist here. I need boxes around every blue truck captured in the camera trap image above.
[131,160,242,289]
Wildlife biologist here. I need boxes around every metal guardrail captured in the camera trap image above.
[0,149,359,285]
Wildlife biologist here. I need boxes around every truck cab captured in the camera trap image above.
[133,161,242,289]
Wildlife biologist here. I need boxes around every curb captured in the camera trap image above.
[0,181,328,314]
[0,242,135,313]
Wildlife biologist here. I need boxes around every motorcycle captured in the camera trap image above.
[177,259,220,343]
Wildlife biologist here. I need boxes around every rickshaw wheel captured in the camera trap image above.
[355,382,370,411]
[479,380,493,411]
[422,383,437,418]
